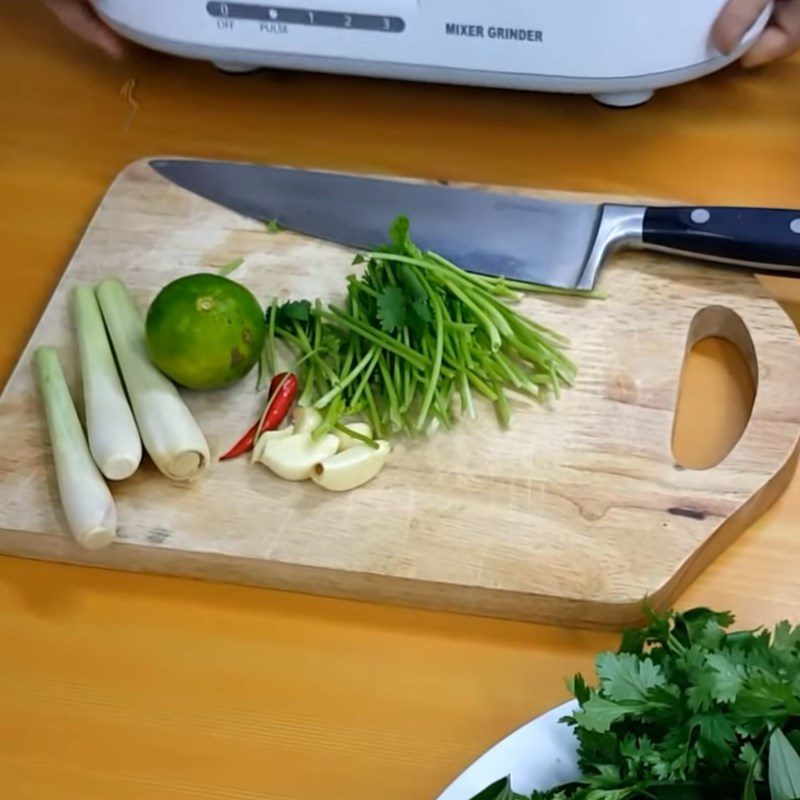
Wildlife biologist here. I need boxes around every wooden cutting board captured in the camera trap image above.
[1,160,799,630]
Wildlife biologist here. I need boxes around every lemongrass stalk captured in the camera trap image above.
[72,285,142,480]
[95,279,209,481]
[35,347,117,550]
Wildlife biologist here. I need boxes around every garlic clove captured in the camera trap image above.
[334,422,373,452]
[311,441,391,492]
[257,431,340,481]
[251,424,295,463]
[293,406,323,435]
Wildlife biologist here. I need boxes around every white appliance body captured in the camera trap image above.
[96,0,771,105]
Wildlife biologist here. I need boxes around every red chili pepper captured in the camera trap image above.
[219,372,298,461]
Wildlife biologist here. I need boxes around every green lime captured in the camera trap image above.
[145,273,265,391]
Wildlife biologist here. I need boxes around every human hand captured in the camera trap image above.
[713,0,800,67]
[43,0,125,59]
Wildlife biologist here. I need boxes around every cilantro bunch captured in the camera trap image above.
[262,217,581,440]
[474,607,800,800]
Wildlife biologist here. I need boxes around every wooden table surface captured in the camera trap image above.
[3,6,800,798]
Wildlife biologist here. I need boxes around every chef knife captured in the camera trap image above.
[150,158,800,290]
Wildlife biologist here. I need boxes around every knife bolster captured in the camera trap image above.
[577,205,645,290]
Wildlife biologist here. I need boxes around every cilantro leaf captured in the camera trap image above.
[696,619,727,650]
[739,742,764,782]
[705,651,745,703]
[387,215,423,259]
[650,787,705,800]
[468,776,526,800]
[677,643,707,673]
[398,263,429,302]
[686,667,717,713]
[596,652,666,703]
[583,789,638,800]
[573,695,630,733]
[574,727,624,774]
[771,621,800,671]
[278,300,311,324]
[376,285,408,333]
[620,604,671,653]
[408,298,433,338]
[678,645,720,712]
[672,607,734,648]
[469,606,800,800]
[570,673,591,705]
[773,620,800,651]
[265,218,283,233]
[591,764,622,782]
[410,297,432,322]
[618,734,657,779]
[649,724,695,782]
[618,626,647,655]
[691,713,737,765]
[736,672,797,718]
[389,215,410,250]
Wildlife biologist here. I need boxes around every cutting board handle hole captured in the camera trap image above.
[672,306,757,471]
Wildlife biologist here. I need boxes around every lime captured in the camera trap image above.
[145,273,265,391]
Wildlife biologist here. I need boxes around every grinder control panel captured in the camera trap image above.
[207,1,409,33]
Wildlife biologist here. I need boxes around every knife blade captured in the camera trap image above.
[150,158,800,289]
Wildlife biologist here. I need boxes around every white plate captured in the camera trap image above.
[436,701,580,800]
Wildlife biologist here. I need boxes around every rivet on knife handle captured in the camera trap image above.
[642,206,800,275]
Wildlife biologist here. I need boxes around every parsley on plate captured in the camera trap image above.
[475,607,800,800]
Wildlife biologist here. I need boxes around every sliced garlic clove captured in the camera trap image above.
[334,422,373,452]
[251,424,295,463]
[293,406,323,435]
[311,441,391,492]
[257,431,340,481]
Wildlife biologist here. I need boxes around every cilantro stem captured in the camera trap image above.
[446,280,502,351]
[257,337,270,392]
[347,275,380,299]
[377,357,403,432]
[290,320,339,384]
[493,352,528,389]
[460,372,476,419]
[259,298,279,390]
[468,371,498,402]
[348,347,381,411]
[416,293,445,430]
[333,423,380,450]
[314,345,378,409]
[365,251,504,350]
[297,364,316,407]
[264,219,580,443]
[427,251,605,298]
[323,308,430,370]
[363,383,383,439]
[312,395,344,440]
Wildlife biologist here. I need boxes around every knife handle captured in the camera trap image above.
[642,206,800,275]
